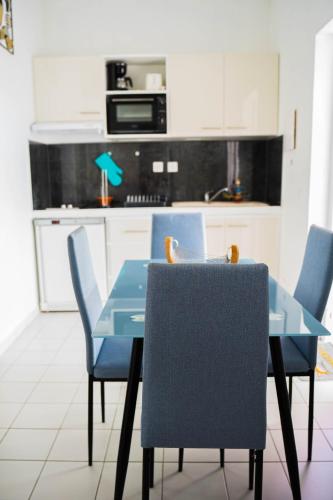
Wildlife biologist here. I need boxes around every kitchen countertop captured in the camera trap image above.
[33,203,281,219]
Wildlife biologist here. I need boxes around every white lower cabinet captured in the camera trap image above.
[34,211,280,312]
[106,217,152,287]
[106,212,280,285]
[205,215,280,277]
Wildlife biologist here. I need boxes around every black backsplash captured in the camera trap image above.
[29,137,283,209]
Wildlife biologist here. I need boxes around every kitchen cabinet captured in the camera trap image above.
[205,215,280,277]
[224,53,279,135]
[167,52,278,137]
[106,216,152,287]
[167,54,224,136]
[33,210,280,312]
[106,212,280,285]
[33,57,105,122]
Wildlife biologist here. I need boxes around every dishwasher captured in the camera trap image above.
[34,218,107,311]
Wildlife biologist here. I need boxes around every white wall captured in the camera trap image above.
[39,0,272,55]
[308,29,333,229]
[270,0,333,291]
[0,0,44,347]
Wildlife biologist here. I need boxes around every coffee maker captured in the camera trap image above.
[107,61,133,91]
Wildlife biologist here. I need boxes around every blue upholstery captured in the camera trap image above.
[68,227,132,379]
[94,337,133,379]
[291,225,333,369]
[267,338,309,373]
[68,227,104,375]
[151,213,206,259]
[142,263,269,450]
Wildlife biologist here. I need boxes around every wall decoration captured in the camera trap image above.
[0,0,14,54]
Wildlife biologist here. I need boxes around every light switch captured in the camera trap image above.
[167,161,178,173]
[153,161,164,173]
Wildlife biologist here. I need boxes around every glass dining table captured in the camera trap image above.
[93,259,330,500]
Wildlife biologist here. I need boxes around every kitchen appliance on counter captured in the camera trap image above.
[124,194,169,207]
[107,61,133,91]
[145,73,163,91]
[34,218,107,311]
[106,93,167,134]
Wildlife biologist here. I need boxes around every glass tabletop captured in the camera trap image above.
[93,259,331,339]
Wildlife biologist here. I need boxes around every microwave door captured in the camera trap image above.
[107,97,158,134]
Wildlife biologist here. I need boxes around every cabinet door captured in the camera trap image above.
[33,57,105,122]
[205,217,226,258]
[106,217,151,287]
[253,216,280,279]
[168,54,224,136]
[224,218,255,260]
[224,54,279,135]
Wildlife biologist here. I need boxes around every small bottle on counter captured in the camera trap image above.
[232,178,243,202]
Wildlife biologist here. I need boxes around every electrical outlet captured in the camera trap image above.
[167,161,178,173]
[152,161,164,173]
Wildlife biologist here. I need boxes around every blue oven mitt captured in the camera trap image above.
[95,152,124,186]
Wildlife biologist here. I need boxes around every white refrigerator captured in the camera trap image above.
[34,218,108,311]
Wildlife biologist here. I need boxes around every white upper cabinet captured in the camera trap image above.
[33,57,105,122]
[168,52,279,137]
[224,53,279,135]
[32,53,279,135]
[167,54,224,136]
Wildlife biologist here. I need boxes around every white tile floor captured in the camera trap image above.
[0,313,333,499]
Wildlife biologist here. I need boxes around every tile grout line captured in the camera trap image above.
[94,392,118,499]
[27,363,83,500]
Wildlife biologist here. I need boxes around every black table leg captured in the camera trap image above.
[269,337,301,500]
[114,338,143,500]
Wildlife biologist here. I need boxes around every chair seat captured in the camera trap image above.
[268,337,310,374]
[93,337,133,379]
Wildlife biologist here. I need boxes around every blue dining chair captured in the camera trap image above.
[68,227,134,466]
[284,225,333,460]
[151,212,206,260]
[141,263,269,500]
[249,224,333,482]
[151,211,211,470]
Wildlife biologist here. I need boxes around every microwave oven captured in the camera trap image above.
[106,93,167,134]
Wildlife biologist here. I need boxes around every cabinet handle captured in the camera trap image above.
[227,224,248,228]
[79,111,101,115]
[123,229,149,234]
[207,224,223,228]
[201,126,222,130]
[226,126,247,130]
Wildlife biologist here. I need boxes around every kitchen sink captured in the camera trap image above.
[171,201,268,207]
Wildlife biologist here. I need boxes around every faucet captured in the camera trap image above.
[204,187,232,203]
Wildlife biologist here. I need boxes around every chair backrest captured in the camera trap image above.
[292,225,333,368]
[151,213,206,259]
[67,227,104,374]
[142,263,269,450]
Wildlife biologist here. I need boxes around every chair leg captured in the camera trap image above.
[254,450,263,500]
[178,448,184,472]
[249,449,255,490]
[220,449,224,468]
[88,375,94,466]
[142,448,150,500]
[100,381,105,423]
[308,369,315,461]
[289,376,293,407]
[149,448,154,488]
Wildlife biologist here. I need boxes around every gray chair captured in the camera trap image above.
[68,227,134,465]
[268,225,333,462]
[151,212,206,260]
[141,263,269,499]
